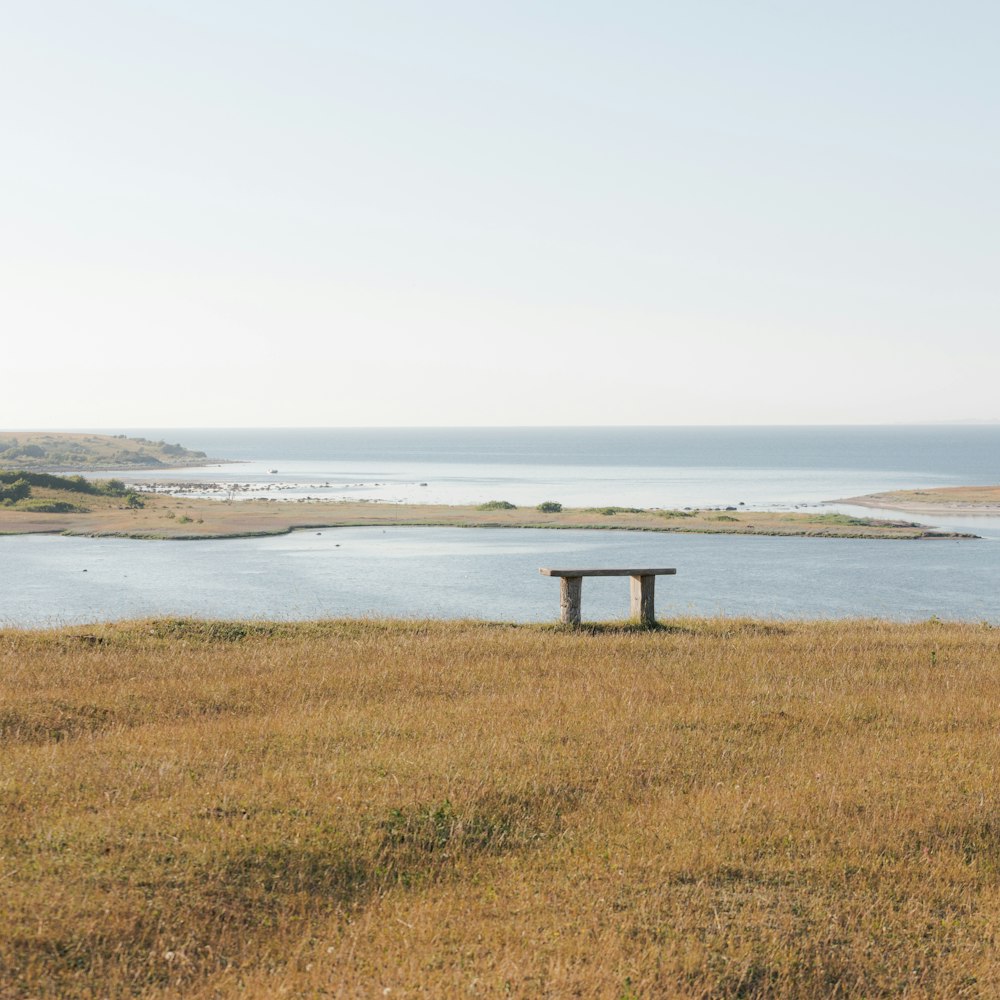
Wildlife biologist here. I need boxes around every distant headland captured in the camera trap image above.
[0,432,225,471]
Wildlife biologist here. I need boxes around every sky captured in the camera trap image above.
[2,1,998,428]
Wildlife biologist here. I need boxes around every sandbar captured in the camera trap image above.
[841,485,1000,516]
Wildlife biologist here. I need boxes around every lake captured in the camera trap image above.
[2,526,994,628]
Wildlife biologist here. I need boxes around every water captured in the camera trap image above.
[1,528,992,628]
[98,425,1000,508]
[116,425,1000,475]
[4,425,999,626]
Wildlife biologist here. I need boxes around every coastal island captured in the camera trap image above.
[0,472,977,539]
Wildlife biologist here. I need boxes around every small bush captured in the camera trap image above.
[809,513,881,527]
[124,493,145,509]
[14,499,87,513]
[111,450,164,466]
[95,478,127,496]
[1,443,46,459]
[536,501,562,513]
[585,506,645,516]
[476,500,517,511]
[0,479,31,503]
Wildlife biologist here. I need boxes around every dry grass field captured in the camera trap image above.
[3,618,1000,997]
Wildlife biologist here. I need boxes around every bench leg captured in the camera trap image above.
[630,574,655,625]
[560,576,582,625]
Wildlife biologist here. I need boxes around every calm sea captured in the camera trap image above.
[3,426,998,627]
[101,425,1000,509]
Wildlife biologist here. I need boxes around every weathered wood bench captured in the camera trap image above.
[539,567,677,625]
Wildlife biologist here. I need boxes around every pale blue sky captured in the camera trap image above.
[3,2,997,426]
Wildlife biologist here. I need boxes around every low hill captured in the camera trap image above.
[0,432,217,470]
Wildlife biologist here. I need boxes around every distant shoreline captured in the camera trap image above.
[841,485,1000,516]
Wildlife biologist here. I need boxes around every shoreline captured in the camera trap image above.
[27,458,240,474]
[840,485,1000,516]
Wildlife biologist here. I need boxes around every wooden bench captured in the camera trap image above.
[539,567,677,625]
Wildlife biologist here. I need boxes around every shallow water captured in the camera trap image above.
[2,527,994,628]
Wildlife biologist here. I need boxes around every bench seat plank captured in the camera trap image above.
[539,568,676,578]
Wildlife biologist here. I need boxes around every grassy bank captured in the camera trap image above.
[0,478,975,539]
[3,618,1000,997]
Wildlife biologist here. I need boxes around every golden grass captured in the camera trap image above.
[3,618,1000,998]
[0,490,972,539]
